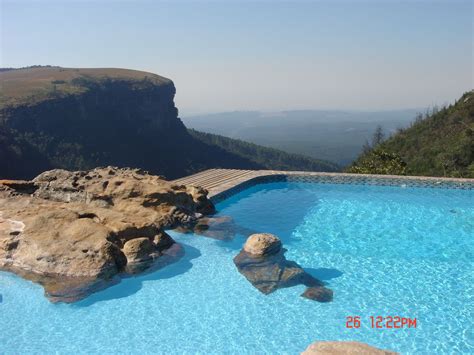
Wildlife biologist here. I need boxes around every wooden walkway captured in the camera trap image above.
[173,169,269,197]
[173,168,474,198]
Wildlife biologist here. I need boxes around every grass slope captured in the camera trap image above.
[0,66,170,107]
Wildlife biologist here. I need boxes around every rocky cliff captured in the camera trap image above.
[0,67,263,180]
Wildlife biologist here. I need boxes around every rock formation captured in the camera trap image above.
[0,166,215,302]
[233,233,333,302]
[302,341,397,354]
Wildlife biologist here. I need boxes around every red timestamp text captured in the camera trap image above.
[346,316,417,329]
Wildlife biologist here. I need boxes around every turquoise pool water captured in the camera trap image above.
[1,182,473,354]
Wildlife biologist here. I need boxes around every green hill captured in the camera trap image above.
[348,91,474,178]
[189,129,339,172]
[0,66,338,180]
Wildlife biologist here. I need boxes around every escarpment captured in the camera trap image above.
[0,166,215,302]
[0,67,264,180]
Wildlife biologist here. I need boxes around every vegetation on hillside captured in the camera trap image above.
[189,129,339,172]
[348,91,474,178]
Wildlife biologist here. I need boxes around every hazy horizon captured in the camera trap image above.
[2,0,472,115]
[181,106,427,117]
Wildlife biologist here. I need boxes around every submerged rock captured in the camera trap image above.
[193,216,236,240]
[175,215,237,240]
[234,234,333,302]
[0,167,215,302]
[302,341,397,354]
[301,286,333,302]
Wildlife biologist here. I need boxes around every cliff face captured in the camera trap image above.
[3,78,181,134]
[0,67,264,179]
[1,79,188,176]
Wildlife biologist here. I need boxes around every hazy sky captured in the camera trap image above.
[1,0,472,115]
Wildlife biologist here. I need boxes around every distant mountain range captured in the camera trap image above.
[182,109,420,166]
[348,91,474,178]
[0,66,338,180]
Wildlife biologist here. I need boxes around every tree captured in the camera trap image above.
[362,139,372,154]
[371,125,385,147]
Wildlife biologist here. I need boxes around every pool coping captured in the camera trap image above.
[173,169,474,203]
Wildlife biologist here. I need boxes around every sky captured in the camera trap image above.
[1,0,473,115]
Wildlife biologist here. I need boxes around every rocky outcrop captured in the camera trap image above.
[0,167,215,302]
[234,234,333,302]
[302,341,397,354]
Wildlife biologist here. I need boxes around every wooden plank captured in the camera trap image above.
[203,171,257,189]
[176,170,251,187]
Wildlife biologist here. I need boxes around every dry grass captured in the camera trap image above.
[0,67,171,107]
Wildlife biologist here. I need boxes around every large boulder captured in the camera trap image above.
[0,167,215,302]
[302,341,397,354]
[234,234,333,302]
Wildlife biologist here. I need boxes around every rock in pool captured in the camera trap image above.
[176,215,236,240]
[243,233,282,256]
[234,233,333,302]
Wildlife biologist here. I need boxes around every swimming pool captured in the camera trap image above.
[1,181,473,354]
